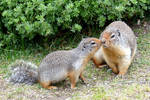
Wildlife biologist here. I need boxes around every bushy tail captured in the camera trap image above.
[9,60,38,85]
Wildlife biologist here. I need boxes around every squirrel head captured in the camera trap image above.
[100,29,121,48]
[78,38,101,56]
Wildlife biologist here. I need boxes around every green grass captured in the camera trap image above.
[0,29,150,100]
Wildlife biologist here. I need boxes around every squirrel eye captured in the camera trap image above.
[82,45,86,51]
[90,41,96,45]
[111,34,115,38]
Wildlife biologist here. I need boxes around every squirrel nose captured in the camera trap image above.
[102,39,106,44]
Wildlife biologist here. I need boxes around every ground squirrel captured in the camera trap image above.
[92,21,137,75]
[9,38,101,89]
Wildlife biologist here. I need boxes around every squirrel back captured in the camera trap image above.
[9,38,101,89]
[38,50,78,83]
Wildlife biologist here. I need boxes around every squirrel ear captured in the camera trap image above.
[117,30,121,36]
[81,37,87,42]
[82,45,86,51]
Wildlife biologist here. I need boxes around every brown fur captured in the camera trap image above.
[39,81,57,89]
[93,21,137,75]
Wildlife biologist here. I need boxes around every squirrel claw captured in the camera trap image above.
[107,69,112,73]
[81,79,88,84]
[79,77,87,84]
[115,74,125,79]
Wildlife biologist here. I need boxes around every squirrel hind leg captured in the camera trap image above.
[92,57,106,68]
[39,81,57,89]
